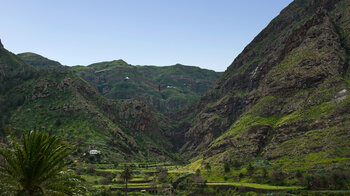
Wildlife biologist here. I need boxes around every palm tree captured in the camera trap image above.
[0,130,86,195]
[119,167,133,196]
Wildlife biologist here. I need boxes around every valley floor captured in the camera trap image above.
[79,162,350,196]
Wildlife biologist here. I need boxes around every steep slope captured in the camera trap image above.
[17,52,63,68]
[1,45,175,162]
[0,41,38,132]
[182,0,350,173]
[71,61,221,113]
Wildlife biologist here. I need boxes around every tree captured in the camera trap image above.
[246,163,255,176]
[232,159,241,169]
[120,167,133,196]
[204,163,211,173]
[224,162,230,173]
[195,169,201,175]
[0,130,86,195]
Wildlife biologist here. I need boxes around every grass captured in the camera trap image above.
[93,183,153,189]
[206,182,304,190]
[274,150,350,171]
[96,169,123,173]
[113,177,154,182]
[81,175,103,184]
[276,100,336,126]
[169,159,202,174]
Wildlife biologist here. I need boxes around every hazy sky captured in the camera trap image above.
[0,0,293,71]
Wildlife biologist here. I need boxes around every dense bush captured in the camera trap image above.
[224,162,230,173]
[246,163,255,176]
[232,159,242,169]
[302,170,350,190]
[204,162,211,172]
[270,169,286,182]
[87,164,97,174]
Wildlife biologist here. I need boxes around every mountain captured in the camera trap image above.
[17,53,221,151]
[181,0,350,174]
[17,52,63,68]
[1,45,176,163]
[18,53,222,113]
[71,61,222,113]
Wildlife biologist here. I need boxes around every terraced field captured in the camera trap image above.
[80,162,309,195]
[82,162,179,195]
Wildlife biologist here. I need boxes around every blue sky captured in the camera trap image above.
[0,0,293,71]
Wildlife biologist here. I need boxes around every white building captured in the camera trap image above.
[89,150,101,155]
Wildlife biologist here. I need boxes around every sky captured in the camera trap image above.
[0,0,293,72]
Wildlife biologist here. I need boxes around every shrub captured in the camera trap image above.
[295,170,303,179]
[270,169,286,182]
[233,159,241,169]
[246,163,255,176]
[196,169,201,175]
[204,163,211,172]
[157,171,168,183]
[301,170,350,190]
[87,164,97,174]
[224,162,230,173]
[262,168,268,178]
[100,177,111,185]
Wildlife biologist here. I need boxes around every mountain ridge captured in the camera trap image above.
[17,52,63,68]
[18,52,222,114]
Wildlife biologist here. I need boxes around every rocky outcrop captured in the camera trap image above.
[0,39,3,49]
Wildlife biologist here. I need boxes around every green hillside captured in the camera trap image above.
[71,61,221,113]
[17,52,63,68]
[179,0,350,190]
[1,47,176,163]
[18,53,222,113]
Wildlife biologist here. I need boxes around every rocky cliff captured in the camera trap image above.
[181,0,350,172]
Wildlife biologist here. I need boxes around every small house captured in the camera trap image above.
[89,150,101,155]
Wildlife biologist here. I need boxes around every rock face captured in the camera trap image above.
[181,0,350,171]
[0,39,3,49]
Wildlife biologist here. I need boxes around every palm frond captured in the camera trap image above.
[0,130,86,195]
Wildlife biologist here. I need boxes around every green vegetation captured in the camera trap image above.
[78,161,311,195]
[17,52,62,68]
[0,130,86,195]
[0,47,184,172]
[120,167,133,196]
[70,61,222,113]
[205,182,303,190]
